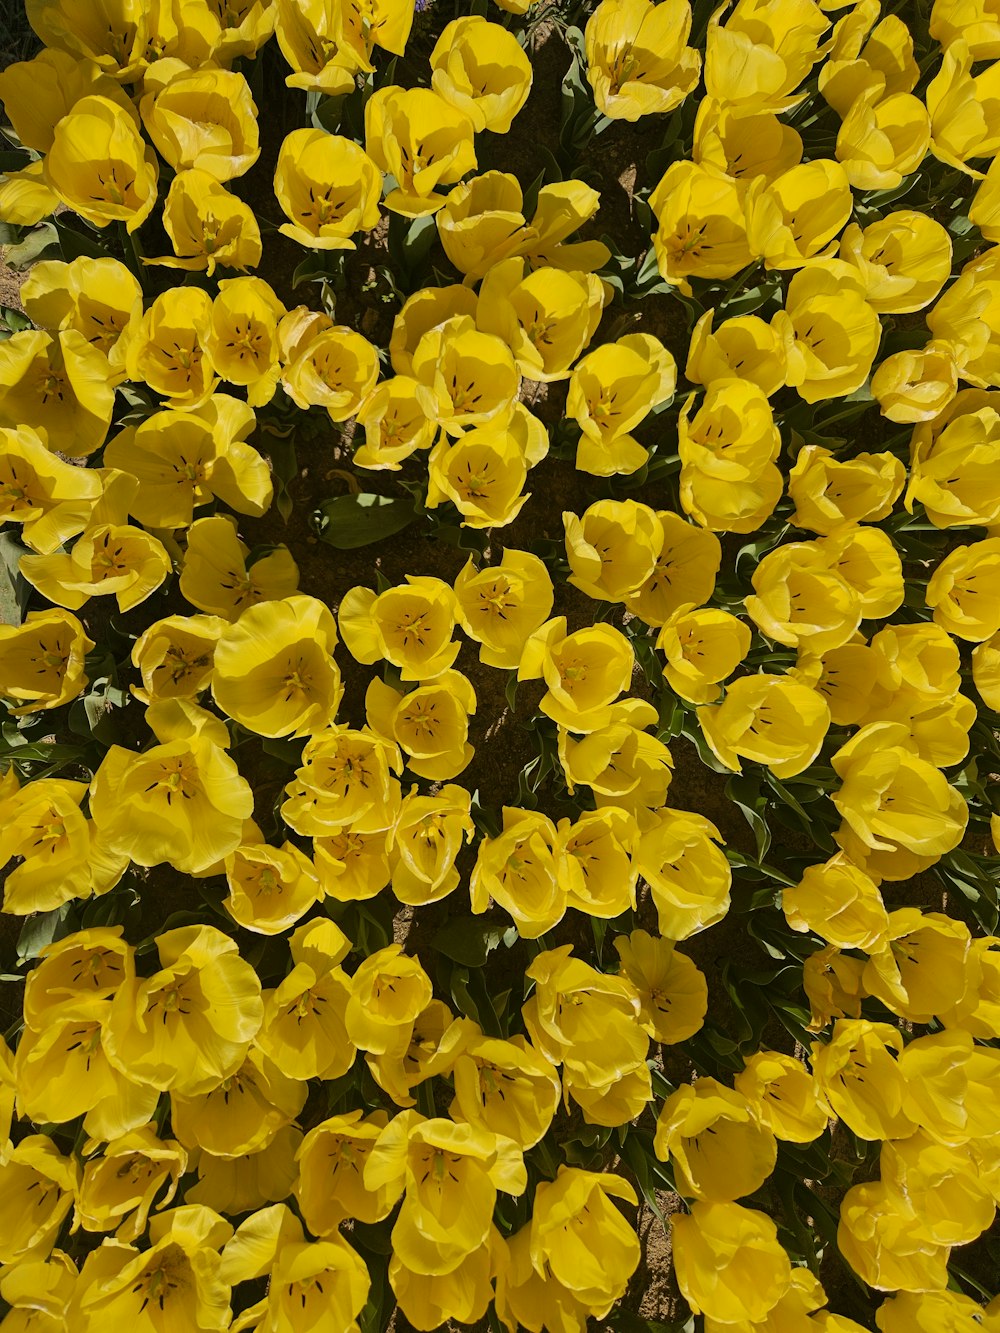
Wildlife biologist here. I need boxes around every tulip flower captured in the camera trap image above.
[431,16,532,132]
[20,523,172,614]
[927,40,1000,173]
[124,287,217,408]
[624,511,722,625]
[863,909,975,1023]
[564,499,662,603]
[519,616,634,732]
[636,807,732,939]
[412,314,520,437]
[45,96,158,232]
[365,85,476,217]
[838,1181,950,1292]
[0,46,140,153]
[282,325,379,421]
[140,66,259,180]
[657,605,751,703]
[294,1110,396,1234]
[0,1136,79,1265]
[0,329,115,457]
[803,945,866,1029]
[672,1201,792,1324]
[391,1232,504,1331]
[354,376,436,469]
[256,921,355,1083]
[153,169,263,274]
[927,246,1000,385]
[970,148,1000,239]
[837,88,931,190]
[449,1028,561,1150]
[224,838,323,934]
[282,725,402,837]
[496,1225,596,1330]
[614,929,707,1043]
[454,549,554,669]
[789,444,905,533]
[477,258,608,382]
[686,309,788,396]
[734,1051,830,1143]
[782,853,890,951]
[274,128,382,250]
[171,1046,307,1160]
[21,256,140,372]
[0,423,102,552]
[558,700,674,812]
[0,607,92,716]
[585,0,700,121]
[426,425,531,528]
[973,632,1000,711]
[74,1126,187,1241]
[775,260,882,402]
[812,1018,915,1140]
[390,284,479,375]
[928,537,1000,640]
[568,333,676,476]
[700,673,831,778]
[655,1078,777,1201]
[366,670,476,781]
[179,514,300,620]
[745,159,853,268]
[694,97,803,189]
[650,161,754,293]
[704,0,829,113]
[878,1291,1000,1333]
[746,540,862,653]
[213,595,343,738]
[340,575,459,680]
[528,1169,640,1309]
[389,785,475,906]
[820,7,919,117]
[558,806,638,918]
[900,1028,1000,1143]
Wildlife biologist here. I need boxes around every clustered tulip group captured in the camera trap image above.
[0,0,999,1329]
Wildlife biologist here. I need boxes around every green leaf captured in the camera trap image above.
[0,531,30,627]
[4,221,57,269]
[312,493,419,549]
[54,219,109,263]
[431,917,504,968]
[17,903,79,961]
[726,774,772,862]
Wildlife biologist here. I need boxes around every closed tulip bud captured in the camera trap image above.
[564,499,664,602]
[585,0,700,122]
[783,853,890,951]
[274,128,382,250]
[735,1050,830,1143]
[636,807,732,940]
[672,1201,792,1324]
[431,16,532,132]
[788,444,905,533]
[700,673,831,778]
[454,549,554,670]
[213,595,343,739]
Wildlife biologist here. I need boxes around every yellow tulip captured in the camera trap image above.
[454,549,553,669]
[0,1136,78,1265]
[927,246,1000,385]
[585,0,700,121]
[75,1126,187,1240]
[295,1110,395,1233]
[339,575,459,680]
[426,425,531,528]
[140,65,259,180]
[209,0,278,64]
[179,514,299,620]
[314,827,392,902]
[496,1225,595,1330]
[820,7,919,117]
[274,128,382,250]
[836,88,931,190]
[672,1201,792,1324]
[21,256,140,373]
[624,511,722,624]
[882,1133,996,1247]
[564,498,663,602]
[803,944,866,1029]
[973,631,1000,711]
[734,1050,830,1143]
[389,283,479,375]
[970,148,1000,239]
[567,332,676,476]
[700,673,831,778]
[745,159,853,269]
[389,785,474,906]
[365,85,476,217]
[0,608,92,716]
[0,423,102,552]
[655,1077,777,1201]
[0,46,139,153]
[412,313,520,436]
[614,929,707,1043]
[431,16,533,132]
[687,308,788,396]
[518,616,634,732]
[477,258,608,382]
[838,1181,950,1292]
[650,161,754,293]
[256,922,355,1083]
[657,605,751,703]
[694,97,803,190]
[0,329,115,457]
[863,909,975,1023]
[820,525,903,620]
[366,670,476,781]
[21,522,171,614]
[878,1290,1000,1333]
[368,998,459,1108]
[927,537,1000,640]
[746,540,861,653]
[900,1028,1000,1143]
[558,700,674,812]
[124,287,217,408]
[45,96,158,232]
[471,810,565,937]
[788,444,904,534]
[22,926,132,1031]
[203,279,285,407]
[282,725,402,836]
[153,168,263,275]
[927,39,1000,173]
[812,1018,914,1140]
[907,394,1000,527]
[528,1168,639,1309]
[782,853,889,951]
[775,260,882,402]
[212,595,343,738]
[559,805,639,918]
[636,807,732,939]
[274,0,360,94]
[354,375,435,470]
[679,377,784,532]
[450,1029,561,1150]
[705,0,829,112]
[224,839,322,934]
[281,324,378,421]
